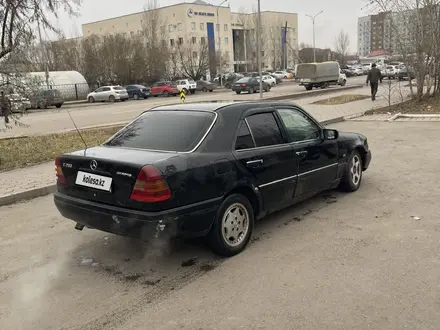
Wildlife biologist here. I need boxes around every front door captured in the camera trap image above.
[275,107,339,198]
[233,110,298,213]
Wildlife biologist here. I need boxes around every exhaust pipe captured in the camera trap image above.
[75,223,85,231]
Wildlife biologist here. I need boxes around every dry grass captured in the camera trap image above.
[312,94,370,105]
[365,96,440,115]
[0,126,122,172]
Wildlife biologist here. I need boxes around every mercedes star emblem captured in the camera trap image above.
[90,160,98,170]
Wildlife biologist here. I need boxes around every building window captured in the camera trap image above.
[224,37,228,44]
[224,24,228,31]
[169,24,174,32]
[178,37,183,45]
[200,23,204,30]
[216,24,220,31]
[201,37,206,44]
[177,23,182,31]
[193,51,198,58]
[192,36,197,44]
[191,22,196,30]
[170,39,175,46]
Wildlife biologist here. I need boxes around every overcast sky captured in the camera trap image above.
[54,0,373,54]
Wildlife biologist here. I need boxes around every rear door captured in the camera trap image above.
[233,110,298,213]
[275,106,338,198]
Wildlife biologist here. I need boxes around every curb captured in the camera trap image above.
[0,184,56,207]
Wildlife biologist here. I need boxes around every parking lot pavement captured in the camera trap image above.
[1,120,440,329]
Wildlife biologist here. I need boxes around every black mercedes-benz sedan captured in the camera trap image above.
[54,101,371,256]
[231,77,271,94]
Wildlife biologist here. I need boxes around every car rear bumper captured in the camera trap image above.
[54,192,221,240]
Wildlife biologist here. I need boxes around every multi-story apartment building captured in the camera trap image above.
[357,16,371,57]
[81,0,298,74]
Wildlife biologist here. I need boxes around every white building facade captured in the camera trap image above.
[81,1,299,73]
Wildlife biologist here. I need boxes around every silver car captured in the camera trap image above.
[8,93,31,112]
[87,86,129,103]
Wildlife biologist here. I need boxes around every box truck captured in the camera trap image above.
[296,61,346,90]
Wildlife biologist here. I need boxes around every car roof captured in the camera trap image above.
[150,101,301,112]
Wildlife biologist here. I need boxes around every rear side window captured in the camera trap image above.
[113,87,124,90]
[104,111,215,152]
[245,113,284,147]
[235,121,255,150]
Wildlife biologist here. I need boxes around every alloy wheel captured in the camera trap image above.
[350,155,362,186]
[221,203,249,247]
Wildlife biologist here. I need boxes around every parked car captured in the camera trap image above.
[150,81,179,97]
[273,70,288,79]
[175,79,197,95]
[223,73,244,89]
[384,66,397,79]
[270,74,283,84]
[30,89,64,109]
[339,70,347,86]
[196,80,215,92]
[87,86,129,103]
[262,75,277,87]
[398,67,416,81]
[8,93,31,112]
[53,101,372,256]
[232,77,271,94]
[124,85,150,100]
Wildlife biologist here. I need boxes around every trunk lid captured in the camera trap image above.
[58,146,178,209]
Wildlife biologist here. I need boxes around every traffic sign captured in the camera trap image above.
[180,90,185,102]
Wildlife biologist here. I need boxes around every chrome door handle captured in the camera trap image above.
[246,159,263,167]
[296,151,308,157]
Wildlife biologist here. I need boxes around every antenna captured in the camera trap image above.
[66,108,88,156]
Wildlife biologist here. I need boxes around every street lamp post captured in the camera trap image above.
[217,0,227,87]
[306,10,323,63]
[256,0,263,98]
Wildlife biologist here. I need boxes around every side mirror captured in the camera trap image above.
[323,129,338,140]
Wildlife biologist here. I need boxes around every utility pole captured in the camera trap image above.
[257,0,263,98]
[217,0,227,87]
[283,21,288,70]
[306,10,323,63]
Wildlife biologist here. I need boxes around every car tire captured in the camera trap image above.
[339,150,363,192]
[264,85,270,92]
[109,95,116,102]
[190,90,196,95]
[209,89,213,92]
[56,104,62,108]
[236,91,241,94]
[133,93,139,100]
[208,194,254,257]
[202,87,208,92]
[248,87,254,94]
[183,88,188,95]
[272,82,276,87]
[305,85,313,91]
[340,80,346,86]
[88,96,95,103]
[163,91,169,97]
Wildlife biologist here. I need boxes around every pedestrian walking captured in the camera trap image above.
[366,63,383,101]
[0,90,11,125]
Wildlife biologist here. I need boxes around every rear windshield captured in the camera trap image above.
[43,89,61,96]
[104,110,216,152]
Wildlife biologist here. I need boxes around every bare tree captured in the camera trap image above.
[171,41,210,80]
[367,0,440,99]
[334,30,350,65]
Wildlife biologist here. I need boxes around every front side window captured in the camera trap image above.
[246,113,284,147]
[105,111,216,152]
[277,108,321,142]
[235,120,255,150]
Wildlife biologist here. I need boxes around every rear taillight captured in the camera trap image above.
[241,84,247,87]
[55,157,66,184]
[130,165,171,202]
